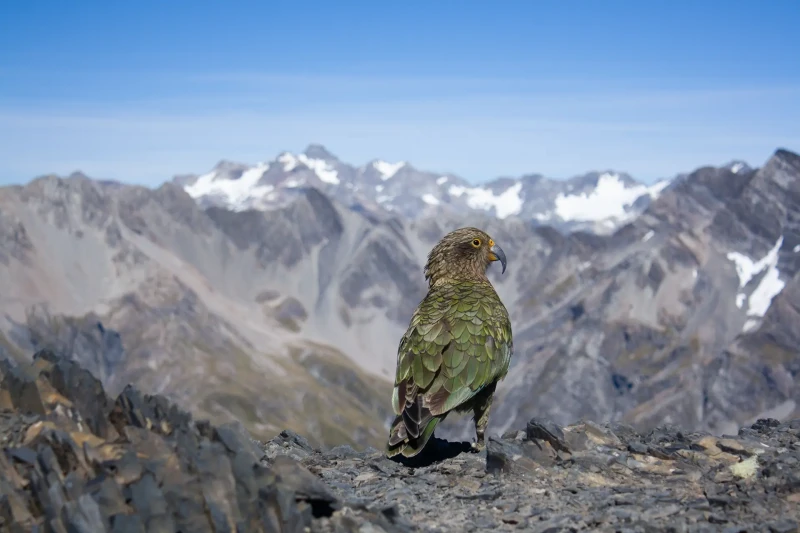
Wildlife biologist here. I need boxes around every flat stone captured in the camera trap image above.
[526,418,570,453]
[486,437,541,475]
[769,520,799,533]
[714,470,735,483]
[627,441,649,454]
[694,436,720,453]
[717,438,747,455]
[582,421,623,447]
[7,447,37,466]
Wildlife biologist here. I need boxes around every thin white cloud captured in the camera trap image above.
[1,73,798,186]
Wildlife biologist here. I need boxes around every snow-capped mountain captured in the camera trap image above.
[2,146,797,448]
[177,144,674,234]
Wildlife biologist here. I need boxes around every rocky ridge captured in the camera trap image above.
[2,353,799,532]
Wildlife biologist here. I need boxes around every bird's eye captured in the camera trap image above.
[471,238,481,248]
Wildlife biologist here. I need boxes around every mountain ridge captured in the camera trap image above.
[0,147,798,453]
[175,143,677,235]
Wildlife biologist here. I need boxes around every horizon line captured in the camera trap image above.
[5,143,790,190]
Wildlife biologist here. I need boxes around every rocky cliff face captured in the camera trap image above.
[1,353,798,532]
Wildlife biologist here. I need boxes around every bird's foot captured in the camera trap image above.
[470,441,485,453]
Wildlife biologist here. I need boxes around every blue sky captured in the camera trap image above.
[1,1,798,186]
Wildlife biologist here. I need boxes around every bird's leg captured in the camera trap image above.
[471,384,497,452]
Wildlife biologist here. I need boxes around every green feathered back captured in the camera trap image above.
[386,278,513,458]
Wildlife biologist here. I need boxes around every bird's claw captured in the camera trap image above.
[470,441,485,453]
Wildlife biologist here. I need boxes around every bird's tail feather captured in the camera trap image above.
[386,414,440,458]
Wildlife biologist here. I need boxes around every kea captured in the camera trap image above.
[386,227,513,458]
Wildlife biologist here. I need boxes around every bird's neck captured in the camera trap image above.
[428,272,490,289]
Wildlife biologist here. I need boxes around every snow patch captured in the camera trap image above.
[794,245,800,253]
[747,255,785,317]
[731,162,745,174]
[448,182,523,219]
[642,230,655,242]
[185,163,273,210]
[298,154,339,184]
[278,152,299,172]
[375,185,384,193]
[727,237,783,289]
[726,236,785,327]
[742,319,759,333]
[436,176,448,185]
[276,152,339,184]
[373,160,405,180]
[692,269,698,279]
[421,193,440,206]
[648,180,671,198]
[552,173,669,222]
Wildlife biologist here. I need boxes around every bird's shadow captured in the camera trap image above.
[389,437,476,468]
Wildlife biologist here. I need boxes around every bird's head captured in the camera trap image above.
[423,227,508,286]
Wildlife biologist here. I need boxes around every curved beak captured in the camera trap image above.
[489,243,507,274]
